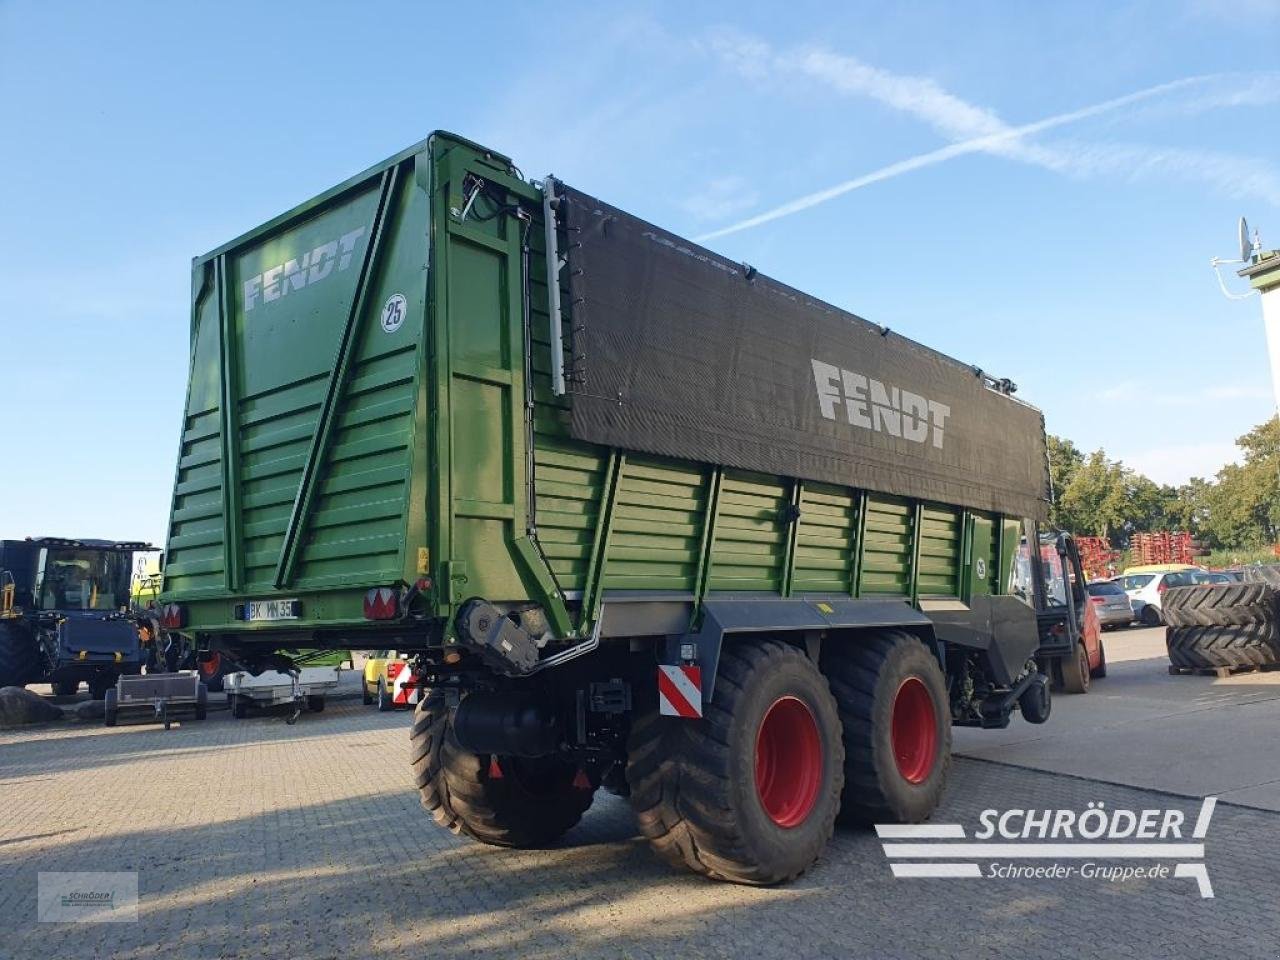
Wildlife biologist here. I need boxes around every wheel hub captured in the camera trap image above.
[754,696,823,828]
[890,677,938,784]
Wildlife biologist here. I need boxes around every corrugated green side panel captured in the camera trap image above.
[164,272,226,594]
[792,482,858,595]
[708,471,789,593]
[860,494,913,596]
[603,457,707,591]
[917,504,961,598]
[533,438,608,591]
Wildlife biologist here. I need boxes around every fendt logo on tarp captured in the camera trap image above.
[811,358,952,449]
[243,227,366,312]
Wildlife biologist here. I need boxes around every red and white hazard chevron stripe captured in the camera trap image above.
[657,664,702,718]
[388,662,421,705]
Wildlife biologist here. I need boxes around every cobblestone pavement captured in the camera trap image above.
[2,701,1278,960]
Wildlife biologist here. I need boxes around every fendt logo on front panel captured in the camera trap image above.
[242,227,366,312]
[811,358,952,449]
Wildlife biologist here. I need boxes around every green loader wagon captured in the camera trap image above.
[160,131,1054,883]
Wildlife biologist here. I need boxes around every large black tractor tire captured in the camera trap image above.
[194,683,208,721]
[627,638,843,885]
[1166,623,1280,670]
[0,621,38,689]
[823,630,951,825]
[103,688,118,727]
[1162,583,1277,628]
[411,689,596,848]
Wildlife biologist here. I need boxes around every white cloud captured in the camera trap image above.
[1124,441,1243,485]
[681,175,760,223]
[1036,139,1280,206]
[695,71,1211,241]
[697,32,1280,240]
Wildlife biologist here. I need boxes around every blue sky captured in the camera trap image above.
[1,0,1277,544]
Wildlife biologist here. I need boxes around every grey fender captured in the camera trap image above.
[665,597,938,704]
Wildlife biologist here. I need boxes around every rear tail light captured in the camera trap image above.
[1090,596,1104,604]
[363,587,399,620]
[1157,581,1167,593]
[160,603,185,629]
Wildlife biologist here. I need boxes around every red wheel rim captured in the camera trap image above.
[754,696,823,828]
[199,652,221,678]
[891,677,938,784]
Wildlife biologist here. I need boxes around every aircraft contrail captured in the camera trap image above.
[694,75,1211,243]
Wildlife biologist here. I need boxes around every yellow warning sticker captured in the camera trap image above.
[417,547,430,575]
[816,602,834,614]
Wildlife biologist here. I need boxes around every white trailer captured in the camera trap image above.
[224,666,340,721]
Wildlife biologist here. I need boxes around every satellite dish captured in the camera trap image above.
[1240,216,1253,263]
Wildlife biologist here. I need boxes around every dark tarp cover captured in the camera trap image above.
[560,185,1050,521]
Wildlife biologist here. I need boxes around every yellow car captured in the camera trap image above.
[360,650,419,711]
[1121,563,1201,576]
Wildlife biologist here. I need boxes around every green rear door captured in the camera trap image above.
[163,149,432,624]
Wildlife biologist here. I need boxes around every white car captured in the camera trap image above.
[1115,569,1205,626]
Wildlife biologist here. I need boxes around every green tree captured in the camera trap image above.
[1058,451,1130,539]
[1046,434,1085,530]
[1163,478,1212,534]
[1201,416,1280,547]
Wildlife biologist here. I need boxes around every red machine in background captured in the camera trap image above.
[1128,532,1208,567]
[1075,536,1121,580]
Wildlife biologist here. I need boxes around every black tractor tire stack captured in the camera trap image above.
[1163,583,1280,670]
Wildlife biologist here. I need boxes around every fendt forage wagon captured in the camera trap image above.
[160,132,1056,883]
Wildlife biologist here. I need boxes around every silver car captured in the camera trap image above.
[1087,579,1133,628]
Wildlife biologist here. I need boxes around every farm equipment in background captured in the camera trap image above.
[106,671,208,728]
[224,665,339,721]
[0,537,157,698]
[1019,531,1108,694]
[1074,536,1121,580]
[1129,531,1208,568]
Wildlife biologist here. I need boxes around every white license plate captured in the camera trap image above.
[246,599,300,622]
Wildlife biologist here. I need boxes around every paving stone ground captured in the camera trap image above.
[2,694,1279,960]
